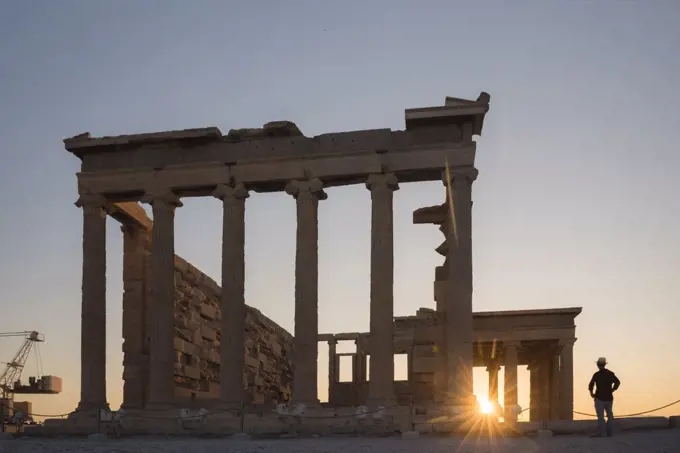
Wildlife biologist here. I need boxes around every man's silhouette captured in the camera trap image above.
[588,357,620,437]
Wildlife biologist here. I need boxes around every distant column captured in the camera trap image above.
[354,338,368,383]
[75,191,109,412]
[434,265,448,403]
[549,353,560,420]
[503,341,520,426]
[529,363,539,421]
[213,182,249,406]
[442,167,478,403]
[366,173,399,406]
[286,178,326,405]
[537,356,552,421]
[487,362,500,404]
[558,338,576,420]
[143,189,182,408]
[328,339,338,404]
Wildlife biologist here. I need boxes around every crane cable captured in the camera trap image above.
[34,343,43,379]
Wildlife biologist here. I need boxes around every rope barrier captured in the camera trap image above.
[573,398,680,418]
[0,405,74,419]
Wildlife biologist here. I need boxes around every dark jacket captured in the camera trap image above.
[588,368,620,402]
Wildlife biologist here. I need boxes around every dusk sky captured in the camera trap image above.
[1,1,679,420]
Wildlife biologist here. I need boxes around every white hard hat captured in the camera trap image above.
[596,357,607,365]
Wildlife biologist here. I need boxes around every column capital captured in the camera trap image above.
[75,191,108,212]
[285,178,327,200]
[527,359,540,371]
[366,173,399,192]
[213,182,249,201]
[559,338,577,347]
[441,167,478,186]
[486,362,501,372]
[142,189,183,208]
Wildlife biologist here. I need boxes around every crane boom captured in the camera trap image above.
[0,332,44,340]
[0,331,45,399]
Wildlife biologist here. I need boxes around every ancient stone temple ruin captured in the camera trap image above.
[58,92,581,434]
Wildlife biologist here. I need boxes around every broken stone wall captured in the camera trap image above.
[172,255,294,405]
[121,219,293,409]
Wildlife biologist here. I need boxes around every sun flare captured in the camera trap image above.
[479,399,494,414]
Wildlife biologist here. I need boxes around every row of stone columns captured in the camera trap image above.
[488,340,575,423]
[76,172,401,410]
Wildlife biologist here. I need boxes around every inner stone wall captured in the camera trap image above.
[172,255,294,405]
[120,205,293,408]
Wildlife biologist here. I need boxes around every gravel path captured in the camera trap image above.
[1,431,680,453]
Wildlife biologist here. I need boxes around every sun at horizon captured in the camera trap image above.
[478,397,494,414]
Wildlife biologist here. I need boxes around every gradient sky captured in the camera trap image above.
[1,1,679,421]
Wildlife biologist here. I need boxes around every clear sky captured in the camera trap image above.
[1,1,679,421]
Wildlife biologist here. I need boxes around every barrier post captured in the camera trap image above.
[239,399,245,433]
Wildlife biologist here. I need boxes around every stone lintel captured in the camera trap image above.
[319,333,367,343]
[109,202,152,231]
[475,307,582,320]
[75,144,476,199]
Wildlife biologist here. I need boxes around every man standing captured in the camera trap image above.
[588,357,621,437]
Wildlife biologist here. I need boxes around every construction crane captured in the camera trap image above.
[0,331,44,399]
[0,331,62,427]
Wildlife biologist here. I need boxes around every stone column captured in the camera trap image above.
[558,338,576,420]
[121,224,149,409]
[529,363,539,421]
[351,353,362,405]
[538,357,552,421]
[328,339,338,404]
[487,362,500,404]
[549,353,560,420]
[434,265,448,403]
[366,173,399,406]
[352,354,361,383]
[142,189,182,408]
[75,192,109,412]
[213,182,249,406]
[503,341,520,426]
[286,178,326,405]
[442,167,478,403]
